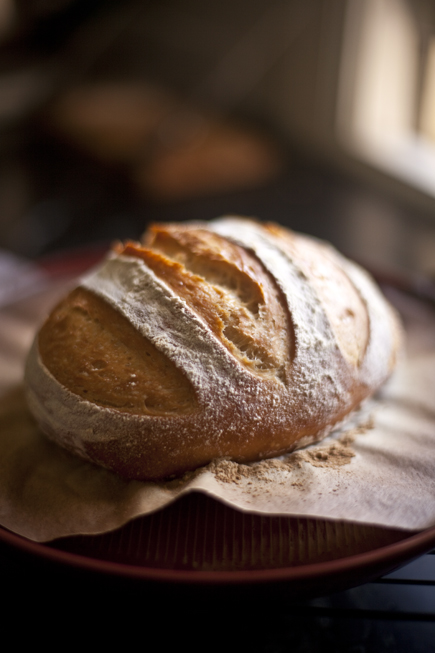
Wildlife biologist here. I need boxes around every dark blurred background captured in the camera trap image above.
[0,0,434,279]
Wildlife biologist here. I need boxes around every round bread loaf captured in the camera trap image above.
[25,217,402,480]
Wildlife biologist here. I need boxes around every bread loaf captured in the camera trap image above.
[24,217,402,480]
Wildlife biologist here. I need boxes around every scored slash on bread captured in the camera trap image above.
[25,217,402,480]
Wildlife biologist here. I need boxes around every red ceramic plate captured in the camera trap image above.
[1,492,434,596]
[1,250,434,596]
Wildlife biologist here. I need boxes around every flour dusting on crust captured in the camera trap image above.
[24,217,402,480]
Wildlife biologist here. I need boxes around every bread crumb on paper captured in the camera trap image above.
[207,417,375,486]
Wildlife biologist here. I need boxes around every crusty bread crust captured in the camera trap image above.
[25,217,402,480]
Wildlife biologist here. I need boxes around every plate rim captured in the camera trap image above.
[1,522,434,586]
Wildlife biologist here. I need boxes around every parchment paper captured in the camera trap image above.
[0,281,434,542]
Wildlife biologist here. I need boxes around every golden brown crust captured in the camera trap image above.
[39,287,197,415]
[25,217,402,480]
[119,224,290,379]
[264,223,369,367]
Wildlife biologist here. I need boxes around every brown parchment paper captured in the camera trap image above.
[0,281,435,542]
